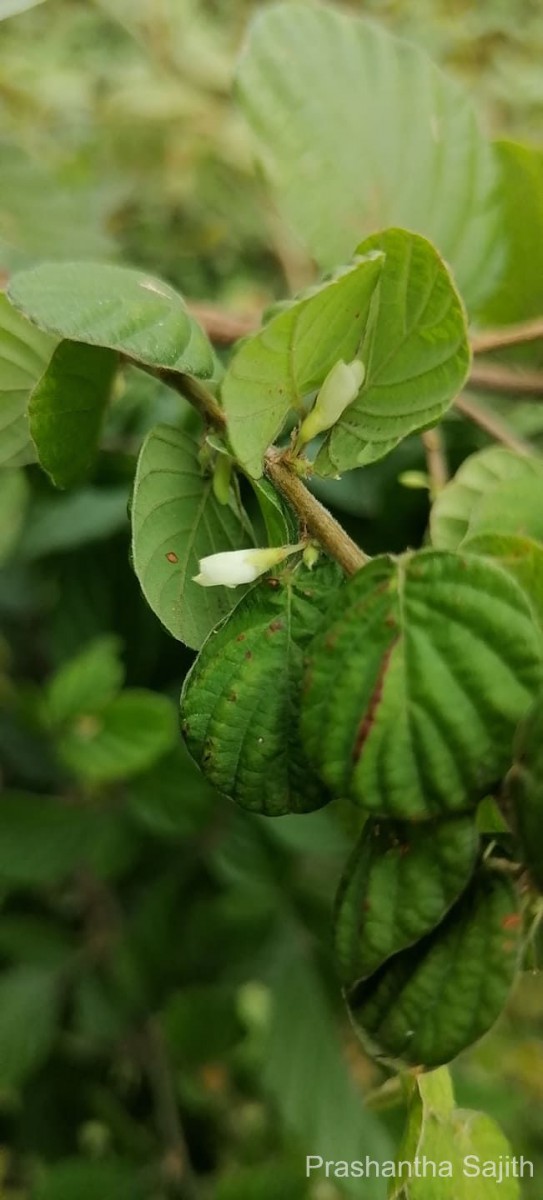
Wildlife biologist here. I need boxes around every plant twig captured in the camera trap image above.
[421,428,448,495]
[139,363,227,430]
[265,449,368,574]
[472,318,543,355]
[454,393,532,455]
[140,1018,197,1199]
[468,362,543,396]
[187,302,257,345]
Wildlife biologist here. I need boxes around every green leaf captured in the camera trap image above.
[0,965,59,1089]
[0,792,87,886]
[430,447,543,550]
[17,485,129,560]
[264,948,393,1200]
[315,230,470,474]
[29,341,117,488]
[182,564,340,815]
[221,254,383,477]
[348,869,521,1068]
[506,692,543,892]
[334,815,479,984]
[0,291,56,468]
[481,141,543,327]
[0,0,48,18]
[0,468,29,563]
[128,742,215,839]
[250,476,296,546]
[131,424,253,649]
[393,1076,520,1199]
[302,550,543,819]
[57,690,178,784]
[45,636,124,726]
[461,533,543,628]
[33,1159,148,1200]
[8,261,215,380]
[237,2,502,311]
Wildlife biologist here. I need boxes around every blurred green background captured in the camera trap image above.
[1,1,543,1197]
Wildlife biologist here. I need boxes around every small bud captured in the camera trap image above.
[212,454,232,505]
[302,543,320,570]
[193,543,303,588]
[296,358,365,449]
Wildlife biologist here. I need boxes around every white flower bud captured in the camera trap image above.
[193,544,302,588]
[297,358,365,449]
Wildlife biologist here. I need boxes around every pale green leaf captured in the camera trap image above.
[430,447,543,550]
[481,141,543,327]
[302,550,543,819]
[0,468,29,563]
[461,533,543,628]
[237,2,503,311]
[0,291,56,468]
[316,230,470,474]
[29,341,118,488]
[131,424,253,649]
[45,636,124,726]
[221,253,383,477]
[8,262,215,380]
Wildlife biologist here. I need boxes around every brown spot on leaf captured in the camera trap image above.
[227,691,237,703]
[166,551,178,563]
[236,633,246,643]
[245,649,253,660]
[267,620,284,634]
[501,913,522,931]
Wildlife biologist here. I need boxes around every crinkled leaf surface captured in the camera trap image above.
[57,690,178,784]
[237,2,502,311]
[430,447,543,550]
[221,253,383,477]
[29,341,117,488]
[506,692,543,893]
[8,262,215,380]
[348,869,521,1068]
[316,230,470,474]
[131,425,253,650]
[182,564,341,815]
[302,550,543,818]
[334,815,479,984]
[0,291,56,468]
[462,533,543,629]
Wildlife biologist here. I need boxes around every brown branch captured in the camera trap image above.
[264,448,368,574]
[139,363,227,430]
[421,428,448,495]
[468,362,543,397]
[187,302,257,346]
[454,394,533,456]
[471,318,543,355]
[140,1019,197,1199]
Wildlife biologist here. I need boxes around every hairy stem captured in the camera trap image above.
[421,428,448,495]
[265,449,368,574]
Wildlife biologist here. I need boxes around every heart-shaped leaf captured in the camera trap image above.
[221,253,383,477]
[316,230,470,474]
[302,550,543,818]
[430,447,543,550]
[347,869,521,1068]
[29,341,117,488]
[131,425,253,650]
[181,564,341,815]
[334,815,479,984]
[237,2,502,312]
[0,292,56,468]
[8,262,215,381]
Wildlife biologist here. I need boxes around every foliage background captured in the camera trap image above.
[1,0,543,1196]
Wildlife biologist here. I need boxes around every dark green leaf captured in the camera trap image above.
[0,291,56,467]
[302,551,543,818]
[182,564,340,815]
[32,1159,147,1200]
[334,815,479,984]
[0,965,59,1089]
[506,692,543,892]
[348,870,521,1067]
[29,341,117,488]
[57,690,178,784]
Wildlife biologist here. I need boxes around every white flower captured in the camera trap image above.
[193,544,302,588]
[297,358,365,449]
